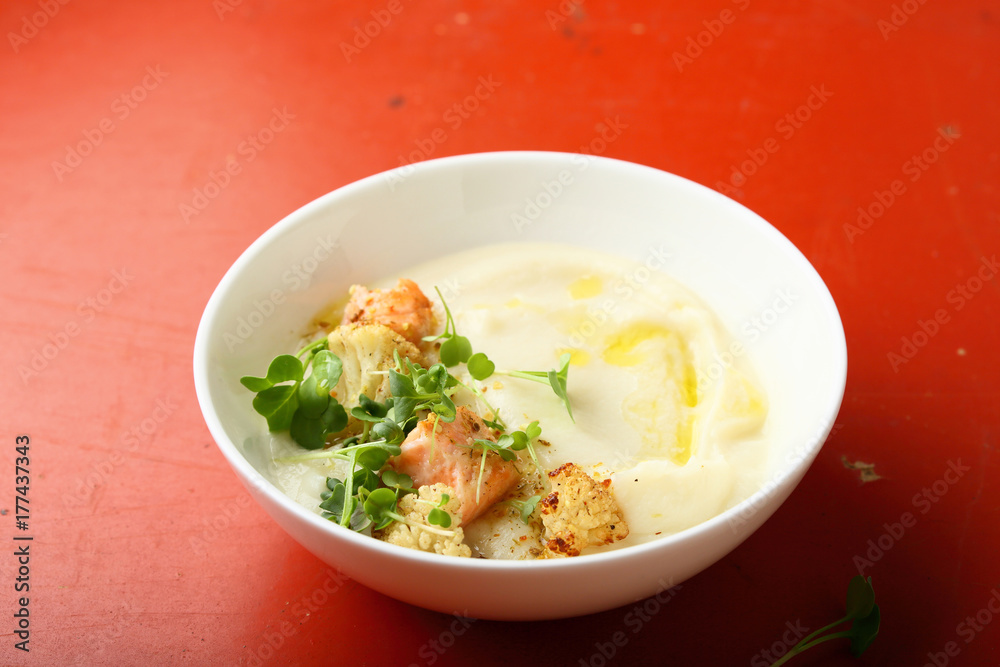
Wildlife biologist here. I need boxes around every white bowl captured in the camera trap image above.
[193,152,846,620]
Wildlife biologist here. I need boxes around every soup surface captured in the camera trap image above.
[270,243,768,556]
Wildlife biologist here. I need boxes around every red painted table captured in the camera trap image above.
[2,1,998,665]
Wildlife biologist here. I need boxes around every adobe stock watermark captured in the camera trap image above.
[179,106,294,223]
[62,396,178,508]
[887,254,996,373]
[212,0,243,20]
[672,0,751,72]
[189,493,253,555]
[844,126,960,243]
[878,0,930,40]
[7,0,71,53]
[728,419,843,534]
[853,459,970,575]
[384,75,502,191]
[82,600,139,658]
[51,65,169,182]
[698,288,797,395]
[510,116,628,233]
[545,0,584,30]
[922,588,1000,666]
[751,619,810,667]
[223,233,341,351]
[18,268,134,384]
[406,612,476,666]
[714,85,833,198]
[339,0,411,62]
[577,579,682,667]
[562,244,672,351]
[435,277,463,303]
[243,568,354,666]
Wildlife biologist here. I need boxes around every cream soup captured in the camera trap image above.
[271,243,768,556]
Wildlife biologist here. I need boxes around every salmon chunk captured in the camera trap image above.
[391,407,521,525]
[341,278,434,346]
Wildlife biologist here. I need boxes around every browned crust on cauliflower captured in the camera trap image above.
[539,462,629,558]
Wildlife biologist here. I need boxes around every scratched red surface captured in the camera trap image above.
[1,0,998,665]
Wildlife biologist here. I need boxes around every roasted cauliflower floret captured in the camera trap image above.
[539,462,629,558]
[375,484,471,558]
[325,322,423,409]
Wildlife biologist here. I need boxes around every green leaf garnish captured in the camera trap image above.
[242,337,352,448]
[548,353,573,421]
[363,487,457,536]
[849,604,880,656]
[388,353,458,427]
[424,290,575,420]
[319,478,348,517]
[351,394,390,423]
[310,350,343,393]
[507,495,541,524]
[289,410,329,450]
[467,352,495,381]
[525,421,542,440]
[423,286,472,367]
[240,375,272,392]
[410,490,455,528]
[296,373,329,418]
[494,353,573,422]
[252,385,298,431]
[439,335,472,367]
[511,421,544,481]
[363,487,403,531]
[381,469,413,491]
[266,354,304,384]
[427,507,451,528]
[769,576,880,666]
[844,574,875,620]
[463,425,543,503]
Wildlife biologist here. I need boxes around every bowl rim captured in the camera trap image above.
[193,150,848,570]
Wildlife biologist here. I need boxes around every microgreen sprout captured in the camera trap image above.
[471,352,573,422]
[413,492,454,528]
[497,353,574,422]
[454,377,506,430]
[380,469,413,492]
[241,338,349,449]
[390,352,458,427]
[363,487,457,536]
[465,423,543,502]
[769,576,880,666]
[350,393,391,442]
[423,291,574,421]
[295,336,330,360]
[515,421,545,484]
[275,439,399,464]
[322,441,402,528]
[319,473,374,531]
[507,495,541,524]
[466,352,495,381]
[422,287,473,367]
[469,434,519,503]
